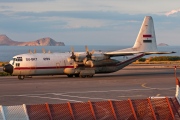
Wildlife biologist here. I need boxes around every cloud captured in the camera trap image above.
[165,9,180,16]
[0,10,146,33]
[0,6,11,9]
[0,0,52,2]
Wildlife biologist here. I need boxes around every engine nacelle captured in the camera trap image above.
[91,53,107,61]
[85,59,119,67]
[74,52,86,62]
[74,52,107,62]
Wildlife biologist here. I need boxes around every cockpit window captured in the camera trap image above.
[15,57,23,61]
[12,58,15,65]
[16,63,20,67]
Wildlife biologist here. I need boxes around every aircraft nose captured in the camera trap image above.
[3,64,13,74]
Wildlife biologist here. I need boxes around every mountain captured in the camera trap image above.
[0,34,65,46]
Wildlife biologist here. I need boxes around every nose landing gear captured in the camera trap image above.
[18,75,25,80]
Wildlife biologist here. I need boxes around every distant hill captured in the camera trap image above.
[158,43,168,46]
[0,34,65,46]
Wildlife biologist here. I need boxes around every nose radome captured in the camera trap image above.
[3,64,13,74]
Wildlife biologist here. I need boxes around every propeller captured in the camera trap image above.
[67,46,76,62]
[67,47,78,68]
[83,46,95,67]
[85,45,95,60]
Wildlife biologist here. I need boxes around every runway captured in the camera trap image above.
[0,66,178,106]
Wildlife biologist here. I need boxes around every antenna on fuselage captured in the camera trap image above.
[42,48,46,53]
[28,49,33,54]
[34,49,36,54]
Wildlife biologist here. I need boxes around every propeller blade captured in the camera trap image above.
[73,62,78,68]
[85,60,94,67]
[42,48,46,53]
[83,57,87,64]
[71,46,74,53]
[91,50,95,55]
[85,45,88,53]
[90,60,94,67]
[34,49,36,54]
[67,57,72,63]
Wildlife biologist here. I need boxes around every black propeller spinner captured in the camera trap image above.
[68,46,78,62]
[85,45,94,60]
[70,51,76,61]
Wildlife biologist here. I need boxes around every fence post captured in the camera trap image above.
[108,100,117,120]
[147,98,157,120]
[0,106,6,120]
[166,97,175,120]
[45,103,53,120]
[67,102,75,120]
[22,104,30,120]
[169,98,180,117]
[128,99,138,120]
[88,101,96,120]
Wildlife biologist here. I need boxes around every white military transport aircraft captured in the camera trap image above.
[3,16,175,80]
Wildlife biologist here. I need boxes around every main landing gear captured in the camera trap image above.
[80,75,93,78]
[67,74,94,78]
[18,75,25,80]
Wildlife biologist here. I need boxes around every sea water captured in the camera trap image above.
[0,45,179,62]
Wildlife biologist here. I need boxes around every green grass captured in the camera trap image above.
[134,56,180,64]
[0,71,10,76]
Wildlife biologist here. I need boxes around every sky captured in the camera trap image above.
[0,0,180,46]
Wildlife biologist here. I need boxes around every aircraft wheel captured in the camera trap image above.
[87,75,93,78]
[74,74,79,77]
[80,75,86,78]
[67,74,73,77]
[18,75,25,80]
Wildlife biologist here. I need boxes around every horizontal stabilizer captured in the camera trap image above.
[144,51,176,55]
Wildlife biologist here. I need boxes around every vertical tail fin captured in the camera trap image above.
[133,16,158,52]
[105,16,174,56]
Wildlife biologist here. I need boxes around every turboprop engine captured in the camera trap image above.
[84,59,119,67]
[67,46,109,68]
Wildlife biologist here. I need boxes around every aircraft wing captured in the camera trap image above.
[104,51,175,57]
[104,51,143,57]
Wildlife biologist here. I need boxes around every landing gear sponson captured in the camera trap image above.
[17,73,93,80]
[67,74,94,78]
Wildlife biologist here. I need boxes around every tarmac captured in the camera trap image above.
[0,64,178,106]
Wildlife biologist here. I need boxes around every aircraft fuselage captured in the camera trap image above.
[3,52,144,79]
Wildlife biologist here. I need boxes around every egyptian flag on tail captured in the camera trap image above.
[143,34,152,43]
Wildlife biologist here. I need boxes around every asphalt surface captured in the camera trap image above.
[0,66,179,106]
